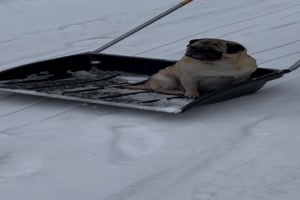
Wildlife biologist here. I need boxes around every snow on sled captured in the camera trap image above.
[0,53,299,113]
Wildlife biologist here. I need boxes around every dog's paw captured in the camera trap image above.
[177,93,185,97]
[175,91,185,96]
[184,91,200,99]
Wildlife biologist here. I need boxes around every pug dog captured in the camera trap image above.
[123,38,257,98]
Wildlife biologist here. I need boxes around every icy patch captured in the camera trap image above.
[111,125,163,160]
[63,86,99,93]
[0,73,54,84]
[117,76,148,84]
[158,106,182,113]
[90,60,102,65]
[70,70,98,78]
[67,69,99,79]
[72,70,93,76]
[25,74,54,81]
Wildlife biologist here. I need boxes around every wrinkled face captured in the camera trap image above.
[185,38,247,61]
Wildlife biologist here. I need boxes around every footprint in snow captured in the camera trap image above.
[110,124,163,161]
[0,153,42,183]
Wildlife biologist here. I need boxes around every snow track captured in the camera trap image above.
[0,0,300,200]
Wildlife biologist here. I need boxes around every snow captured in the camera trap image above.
[0,0,300,199]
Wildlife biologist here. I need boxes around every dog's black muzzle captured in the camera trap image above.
[185,48,222,61]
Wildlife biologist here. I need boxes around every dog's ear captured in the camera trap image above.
[226,43,246,54]
[187,38,205,47]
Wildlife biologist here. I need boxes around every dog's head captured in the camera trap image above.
[185,38,247,61]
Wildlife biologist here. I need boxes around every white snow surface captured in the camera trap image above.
[1,0,300,199]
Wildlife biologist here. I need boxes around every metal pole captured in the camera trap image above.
[288,59,300,72]
[94,0,193,53]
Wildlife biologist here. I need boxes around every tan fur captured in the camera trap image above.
[124,39,257,98]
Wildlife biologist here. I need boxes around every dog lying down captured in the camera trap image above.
[123,38,257,98]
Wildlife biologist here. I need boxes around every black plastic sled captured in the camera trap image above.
[0,53,299,113]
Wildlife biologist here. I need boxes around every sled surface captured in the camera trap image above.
[0,53,295,113]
